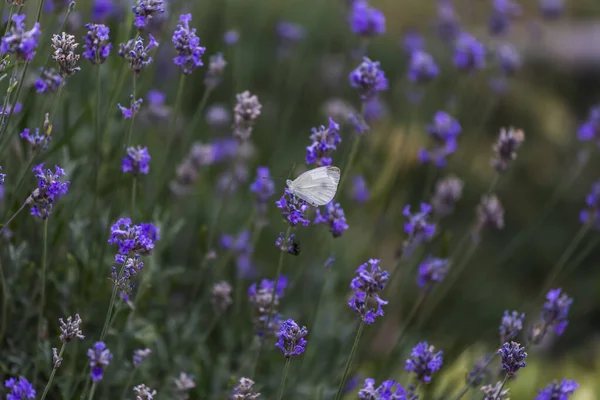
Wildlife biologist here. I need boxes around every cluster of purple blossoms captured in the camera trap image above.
[578,105,600,145]
[248,276,288,336]
[453,32,486,73]
[233,91,262,140]
[118,94,143,119]
[405,341,444,383]
[305,118,341,166]
[87,342,112,381]
[408,50,439,84]
[420,111,462,167]
[3,376,36,400]
[111,254,145,302]
[349,57,388,101]
[430,175,463,217]
[315,202,349,238]
[466,356,491,387]
[402,203,436,250]
[535,379,579,400]
[1,14,41,61]
[144,89,170,120]
[481,382,510,400]
[205,53,227,89]
[20,128,50,151]
[174,373,196,399]
[351,175,370,204]
[0,166,5,185]
[220,230,255,278]
[223,30,240,46]
[474,194,505,238]
[133,384,157,399]
[275,318,308,358]
[276,21,305,57]
[119,35,159,75]
[276,189,310,227]
[276,232,300,256]
[348,259,389,324]
[403,30,424,54]
[539,288,572,336]
[34,68,62,93]
[108,217,160,256]
[172,14,206,74]
[0,102,22,117]
[133,348,152,367]
[497,341,527,376]
[499,310,525,343]
[132,0,165,28]
[489,0,522,36]
[417,256,450,288]
[492,127,525,172]
[496,43,521,77]
[436,0,461,40]
[26,163,69,219]
[51,32,81,78]
[231,377,260,399]
[122,146,151,175]
[580,181,600,228]
[249,166,275,225]
[92,0,116,22]
[349,0,385,37]
[359,378,409,399]
[83,23,112,64]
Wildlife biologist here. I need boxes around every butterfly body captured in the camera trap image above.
[287,166,341,206]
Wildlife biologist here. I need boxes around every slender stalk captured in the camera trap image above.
[124,75,137,149]
[561,236,600,280]
[186,88,212,135]
[92,65,102,223]
[100,63,128,148]
[492,374,509,400]
[100,260,127,341]
[87,382,98,400]
[40,342,67,400]
[277,358,291,400]
[38,218,49,340]
[0,200,27,236]
[451,354,495,400]
[201,314,221,341]
[338,135,361,194]
[131,177,137,219]
[35,0,47,23]
[333,320,365,400]
[0,258,8,343]
[119,369,136,400]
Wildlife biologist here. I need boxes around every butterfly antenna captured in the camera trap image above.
[287,163,296,179]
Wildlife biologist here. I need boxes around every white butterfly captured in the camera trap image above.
[286,166,341,207]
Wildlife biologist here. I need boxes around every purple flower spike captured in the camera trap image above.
[117,95,143,119]
[3,376,36,399]
[1,14,41,61]
[577,105,600,145]
[92,0,116,22]
[108,218,160,256]
[489,0,522,36]
[122,146,151,175]
[132,0,165,28]
[223,29,239,46]
[275,319,308,358]
[405,341,444,383]
[499,310,525,343]
[420,111,461,167]
[119,35,158,75]
[221,230,255,278]
[349,57,388,101]
[497,341,527,375]
[359,378,408,399]
[20,128,50,151]
[349,0,385,37]
[417,256,450,288]
[87,341,112,381]
[408,51,439,84]
[453,32,486,73]
[541,288,572,336]
[535,379,578,400]
[172,14,206,75]
[402,203,436,247]
[436,0,461,40]
[276,189,310,227]
[83,23,112,64]
[28,163,70,219]
[34,68,62,93]
[351,175,370,204]
[314,201,349,238]
[305,117,341,166]
[276,232,300,256]
[348,259,389,324]
[402,29,424,54]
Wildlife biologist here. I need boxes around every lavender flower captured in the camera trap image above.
[466,356,491,387]
[132,0,165,28]
[92,0,116,22]
[52,347,62,369]
[276,189,310,227]
[122,146,151,175]
[305,117,341,166]
[496,43,521,76]
[276,21,305,57]
[118,95,143,119]
[59,314,84,342]
[0,102,22,116]
[402,203,436,248]
[359,378,407,399]
[1,14,41,61]
[499,310,524,343]
[221,230,254,278]
[402,30,424,54]
[133,383,156,399]
[233,91,262,140]
[51,32,81,77]
[275,319,308,358]
[231,377,260,400]
[578,105,600,145]
[349,0,385,37]
[315,202,349,238]
[430,176,463,217]
[144,89,170,120]
[108,218,160,256]
[223,30,240,46]
[419,111,461,167]
[349,57,388,101]
[348,259,389,324]
[110,254,145,300]
[88,341,112,381]
[83,23,111,64]
[481,381,510,400]
[535,379,579,400]
[0,166,5,185]
[205,53,226,89]
[408,50,439,84]
[119,35,159,75]
[26,163,69,219]
[20,128,50,151]
[405,342,443,383]
[211,281,233,314]
[248,276,288,336]
[174,372,195,400]
[172,14,206,74]
[3,376,36,400]
[453,32,486,73]
[34,68,62,93]
[436,0,461,40]
[351,175,370,204]
[133,348,151,367]
[497,341,527,375]
[539,0,563,20]
[489,0,521,36]
[475,195,505,234]
[417,256,450,288]
[541,288,572,336]
[206,104,231,127]
[492,127,524,172]
[276,232,300,256]
[250,167,275,203]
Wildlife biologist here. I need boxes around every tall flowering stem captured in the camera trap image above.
[333,320,365,400]
[40,342,66,400]
[337,105,364,194]
[37,218,49,346]
[493,374,510,400]
[124,76,137,149]
[277,358,291,400]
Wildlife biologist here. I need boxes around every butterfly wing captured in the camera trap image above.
[291,166,341,206]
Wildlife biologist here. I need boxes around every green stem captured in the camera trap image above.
[0,258,8,343]
[333,320,365,400]
[492,374,509,400]
[0,61,28,151]
[35,0,47,23]
[100,260,127,341]
[277,358,291,400]
[451,354,495,400]
[100,63,128,150]
[119,369,136,400]
[40,342,67,400]
[186,88,212,135]
[93,64,102,222]
[38,218,49,340]
[131,177,137,219]
[338,135,361,195]
[124,74,137,149]
[87,382,97,400]
[0,200,27,237]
